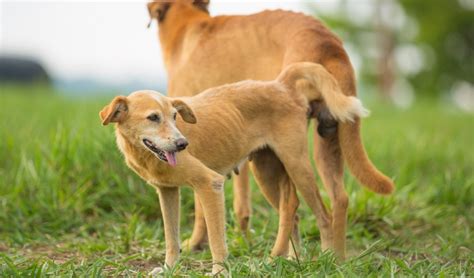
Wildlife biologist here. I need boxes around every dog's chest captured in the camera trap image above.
[146,178,175,189]
[125,156,177,188]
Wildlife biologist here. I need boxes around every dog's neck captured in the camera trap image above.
[116,128,180,188]
[115,128,152,168]
[158,4,210,70]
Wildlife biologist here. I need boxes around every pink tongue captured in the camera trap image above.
[164,151,177,167]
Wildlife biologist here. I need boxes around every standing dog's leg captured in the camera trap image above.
[186,163,250,251]
[273,127,334,253]
[314,123,347,260]
[275,178,299,257]
[233,161,251,232]
[277,152,333,252]
[194,175,228,275]
[312,60,358,260]
[156,187,181,269]
[250,149,301,257]
[183,193,208,251]
[183,154,228,275]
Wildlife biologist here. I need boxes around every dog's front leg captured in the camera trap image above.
[194,177,228,275]
[156,186,181,269]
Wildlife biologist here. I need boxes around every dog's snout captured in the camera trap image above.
[175,138,188,151]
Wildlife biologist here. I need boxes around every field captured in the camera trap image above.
[0,86,472,276]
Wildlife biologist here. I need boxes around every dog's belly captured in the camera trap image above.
[187,134,265,177]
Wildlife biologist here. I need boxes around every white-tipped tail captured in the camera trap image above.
[342,96,370,122]
[316,87,370,123]
[277,62,369,123]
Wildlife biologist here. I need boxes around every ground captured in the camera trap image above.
[0,86,472,276]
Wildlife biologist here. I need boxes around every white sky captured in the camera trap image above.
[1,1,338,87]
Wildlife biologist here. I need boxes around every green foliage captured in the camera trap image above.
[0,86,473,276]
[312,0,474,96]
[398,0,474,93]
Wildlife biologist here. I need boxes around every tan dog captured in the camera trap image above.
[147,0,394,260]
[100,62,368,274]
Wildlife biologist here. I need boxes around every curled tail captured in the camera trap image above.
[277,62,394,195]
[277,62,369,122]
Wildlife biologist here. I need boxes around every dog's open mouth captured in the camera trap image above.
[143,139,178,167]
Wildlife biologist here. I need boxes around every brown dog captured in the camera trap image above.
[100,62,368,274]
[147,0,394,260]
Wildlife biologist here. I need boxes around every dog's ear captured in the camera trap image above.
[193,0,210,13]
[99,96,128,126]
[147,1,171,23]
[172,99,197,124]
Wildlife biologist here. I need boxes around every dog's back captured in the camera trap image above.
[166,9,348,98]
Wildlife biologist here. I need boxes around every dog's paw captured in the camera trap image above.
[149,267,164,277]
[288,247,299,260]
[208,264,227,277]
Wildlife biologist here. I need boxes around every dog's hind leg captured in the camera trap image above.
[313,122,348,260]
[232,162,251,232]
[275,177,300,258]
[312,58,358,260]
[250,148,301,257]
[273,126,334,253]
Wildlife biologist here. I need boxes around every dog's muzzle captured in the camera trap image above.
[142,138,188,167]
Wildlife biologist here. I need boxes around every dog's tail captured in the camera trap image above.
[277,62,369,122]
[277,62,394,195]
[338,120,394,194]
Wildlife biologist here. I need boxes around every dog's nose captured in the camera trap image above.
[175,138,188,151]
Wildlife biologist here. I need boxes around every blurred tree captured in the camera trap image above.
[310,0,474,102]
[397,0,473,95]
[0,56,51,85]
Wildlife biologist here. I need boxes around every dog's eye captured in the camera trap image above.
[173,113,177,121]
[147,114,160,122]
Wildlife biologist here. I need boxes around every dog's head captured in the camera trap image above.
[100,90,196,167]
[147,0,209,24]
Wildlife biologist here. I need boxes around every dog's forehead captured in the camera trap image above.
[128,90,172,111]
[151,0,194,3]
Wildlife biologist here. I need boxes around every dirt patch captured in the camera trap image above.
[0,243,9,252]
[20,244,82,264]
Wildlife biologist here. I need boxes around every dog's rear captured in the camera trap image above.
[278,62,394,195]
[277,62,369,123]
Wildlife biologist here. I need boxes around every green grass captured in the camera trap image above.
[1,86,473,277]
